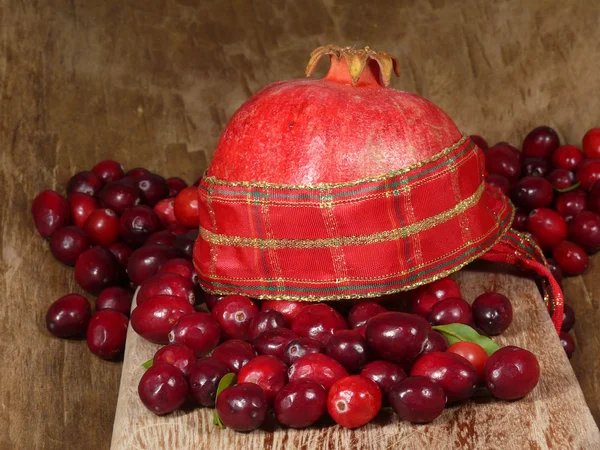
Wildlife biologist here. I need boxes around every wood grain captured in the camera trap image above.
[2,0,600,449]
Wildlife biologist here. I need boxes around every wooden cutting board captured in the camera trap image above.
[110,270,600,450]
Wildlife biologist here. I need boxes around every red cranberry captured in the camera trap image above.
[152,343,196,377]
[512,208,529,231]
[485,174,510,195]
[562,304,575,332]
[157,258,196,282]
[428,297,473,326]
[211,295,259,340]
[559,332,576,359]
[511,176,553,209]
[327,375,381,429]
[421,330,449,354]
[92,160,124,182]
[253,328,298,359]
[107,242,132,267]
[554,189,587,221]
[238,355,288,402]
[485,144,521,181]
[130,295,194,344]
[215,383,267,432]
[168,223,188,235]
[31,190,70,238]
[137,272,195,305]
[137,173,169,206]
[67,171,104,197]
[74,246,119,294]
[166,177,188,197]
[126,167,150,178]
[546,168,575,190]
[96,286,133,316]
[552,240,589,275]
[522,157,551,177]
[447,341,488,382]
[188,357,229,406]
[522,126,560,159]
[484,346,540,400]
[291,304,347,345]
[325,330,370,373]
[472,292,513,335]
[411,351,477,402]
[46,294,92,337]
[552,145,584,171]
[569,211,600,253]
[260,300,308,322]
[274,380,327,428]
[174,187,200,228]
[288,353,348,391]
[98,181,142,215]
[526,208,568,250]
[283,337,324,365]
[583,128,600,159]
[248,310,289,340]
[547,258,564,285]
[68,193,99,228]
[118,177,138,187]
[590,181,600,214]
[389,376,446,424]
[119,205,162,248]
[138,363,188,415]
[49,226,91,265]
[470,134,488,150]
[576,159,600,191]
[212,339,257,373]
[360,360,407,397]
[173,230,198,260]
[168,312,221,357]
[347,301,387,329]
[153,198,178,227]
[86,310,128,359]
[126,245,176,285]
[366,312,429,363]
[144,230,177,247]
[83,208,120,247]
[411,278,461,316]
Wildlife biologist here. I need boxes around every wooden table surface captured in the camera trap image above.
[2,1,600,449]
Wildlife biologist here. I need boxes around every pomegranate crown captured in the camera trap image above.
[305,44,401,87]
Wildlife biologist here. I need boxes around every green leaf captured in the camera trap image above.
[555,181,581,193]
[213,373,236,429]
[432,323,500,356]
[141,359,153,370]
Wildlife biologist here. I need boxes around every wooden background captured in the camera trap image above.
[1,0,599,449]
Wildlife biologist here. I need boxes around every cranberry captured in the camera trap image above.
[188,357,229,406]
[49,226,91,265]
[74,246,119,294]
[138,363,188,415]
[283,337,324,365]
[260,300,308,322]
[422,330,449,354]
[126,245,176,285]
[31,190,70,238]
[547,258,564,285]
[526,208,568,250]
[173,230,198,260]
[107,242,132,268]
[485,144,521,181]
[174,187,200,228]
[347,301,387,329]
[554,189,587,221]
[590,181,600,214]
[484,346,540,400]
[144,230,177,247]
[411,351,477,402]
[126,167,150,178]
[248,310,288,340]
[166,177,188,197]
[366,312,429,363]
[168,312,221,356]
[428,297,473,326]
[96,286,133,316]
[211,295,259,340]
[212,340,257,373]
[205,294,224,311]
[153,198,178,227]
[410,290,441,317]
[82,208,120,247]
[511,176,554,209]
[485,174,510,195]
[119,205,162,248]
[118,177,138,187]
[546,168,575,190]
[92,160,124,183]
[552,145,584,171]
[327,375,381,429]
[470,134,488,150]
[137,272,196,305]
[447,342,488,382]
[86,310,128,359]
[411,278,461,316]
[67,171,104,197]
[238,355,288,402]
[325,330,370,373]
[46,294,92,337]
[152,343,196,377]
[552,240,589,275]
[291,304,347,345]
[576,159,600,191]
[98,181,143,215]
[559,331,576,359]
[215,383,267,432]
[168,223,188,235]
[253,328,298,359]
[521,157,551,178]
[389,376,446,424]
[360,360,407,397]
[274,380,327,428]
[130,295,194,344]
[472,292,513,335]
[582,127,600,159]
[68,193,99,228]
[512,208,529,231]
[137,173,169,206]
[522,126,560,159]
[562,304,576,332]
[569,211,600,253]
[288,353,348,391]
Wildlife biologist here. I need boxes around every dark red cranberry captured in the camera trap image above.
[552,240,589,275]
[526,208,568,250]
[421,330,449,354]
[86,310,128,359]
[96,286,133,316]
[559,331,576,359]
[366,312,429,363]
[31,190,70,238]
[552,145,584,171]
[92,160,124,182]
[154,198,178,227]
[547,258,564,285]
[253,328,298,359]
[158,258,197,283]
[576,159,600,191]
[138,362,188,415]
[166,177,188,197]
[347,301,387,329]
[484,346,540,400]
[327,375,381,429]
[512,208,529,231]
[238,355,288,402]
[283,337,324,365]
[288,353,348,391]
[411,351,477,402]
[248,310,289,340]
[470,134,488,150]
[274,380,327,428]
[188,357,229,406]
[168,312,221,357]
[546,168,575,190]
[126,245,176,285]
[46,294,92,337]
[173,230,198,260]
[522,157,551,177]
[212,339,257,373]
[118,177,138,187]
[522,126,560,159]
[215,383,267,432]
[68,193,99,228]
[562,304,576,332]
[211,295,259,340]
[83,208,120,247]
[590,181,600,214]
[411,278,462,316]
[260,300,308,322]
[137,272,195,305]
[291,304,347,345]
[511,176,554,209]
[494,142,522,163]
[119,205,162,248]
[74,246,119,294]
[49,226,91,265]
[360,360,407,397]
[144,230,177,247]
[389,376,446,424]
[569,211,600,253]
[67,171,104,197]
[325,330,370,373]
[174,187,200,228]
[126,167,150,178]
[485,174,510,195]
[98,181,143,215]
[428,297,473,326]
[554,189,587,221]
[108,242,133,268]
[168,223,188,235]
[583,128,600,159]
[153,343,197,377]
[485,144,521,181]
[205,294,225,311]
[472,292,513,336]
[130,295,195,344]
[137,173,169,206]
